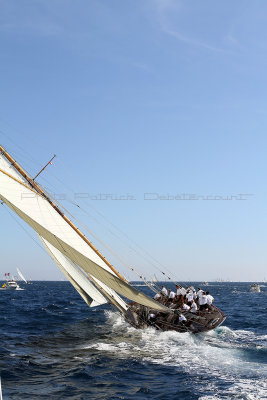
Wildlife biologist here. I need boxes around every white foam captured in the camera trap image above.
[94,310,267,398]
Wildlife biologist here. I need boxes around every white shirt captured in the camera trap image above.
[161,287,168,296]
[186,291,194,302]
[154,293,161,300]
[177,287,186,296]
[183,303,190,311]
[197,289,203,297]
[206,294,214,305]
[179,314,187,322]
[169,291,176,299]
[198,294,207,305]
[190,302,198,313]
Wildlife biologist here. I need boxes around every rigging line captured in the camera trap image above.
[0,123,55,165]
[0,130,43,168]
[34,176,155,285]
[48,194,181,288]
[50,158,186,285]
[69,200,184,288]
[68,200,168,271]
[67,199,173,283]
[44,161,181,284]
[61,210,157,292]
[44,193,158,292]
[1,203,48,255]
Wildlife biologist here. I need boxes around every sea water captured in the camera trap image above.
[0,282,266,399]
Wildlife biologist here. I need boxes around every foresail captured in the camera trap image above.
[39,236,107,308]
[0,166,170,313]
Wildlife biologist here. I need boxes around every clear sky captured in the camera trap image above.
[0,0,266,282]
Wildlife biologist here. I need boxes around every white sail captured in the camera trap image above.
[0,155,170,313]
[39,236,108,308]
[16,267,28,283]
[39,236,128,310]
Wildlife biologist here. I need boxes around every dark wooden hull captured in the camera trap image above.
[124,304,226,334]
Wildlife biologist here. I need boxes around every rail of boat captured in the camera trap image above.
[125,302,226,333]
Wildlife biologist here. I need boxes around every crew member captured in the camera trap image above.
[161,285,168,296]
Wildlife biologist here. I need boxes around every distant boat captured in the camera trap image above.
[250,283,260,293]
[16,267,28,284]
[2,273,21,290]
[203,281,209,286]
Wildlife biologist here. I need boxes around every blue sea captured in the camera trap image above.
[0,281,266,400]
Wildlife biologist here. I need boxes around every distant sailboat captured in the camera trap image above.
[0,145,226,333]
[16,267,28,284]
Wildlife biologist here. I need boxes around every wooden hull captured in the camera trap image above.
[125,304,226,334]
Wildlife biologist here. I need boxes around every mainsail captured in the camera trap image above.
[0,147,170,313]
[16,267,27,284]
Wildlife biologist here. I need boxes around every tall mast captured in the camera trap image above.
[0,145,126,282]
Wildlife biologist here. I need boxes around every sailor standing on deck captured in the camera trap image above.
[168,289,176,300]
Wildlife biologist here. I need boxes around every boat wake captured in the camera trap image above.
[82,310,267,400]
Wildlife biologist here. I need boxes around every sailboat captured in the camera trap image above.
[16,267,28,284]
[0,145,225,333]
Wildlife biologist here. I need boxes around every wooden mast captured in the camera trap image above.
[0,145,126,282]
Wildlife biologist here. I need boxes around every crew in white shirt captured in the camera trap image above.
[186,290,194,302]
[198,292,208,310]
[206,291,214,305]
[168,290,176,299]
[189,301,198,313]
[176,285,186,296]
[196,288,203,298]
[182,303,190,311]
[161,285,168,296]
[154,293,161,301]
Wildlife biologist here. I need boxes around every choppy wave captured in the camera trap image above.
[0,281,266,399]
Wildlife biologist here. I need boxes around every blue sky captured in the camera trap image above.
[0,0,266,281]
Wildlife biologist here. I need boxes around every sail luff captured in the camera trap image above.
[0,145,125,282]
